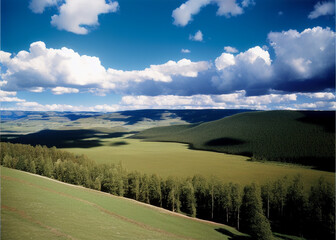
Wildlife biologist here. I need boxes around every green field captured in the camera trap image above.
[1,166,247,240]
[63,137,335,187]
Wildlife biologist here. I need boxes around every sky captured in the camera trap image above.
[0,0,335,112]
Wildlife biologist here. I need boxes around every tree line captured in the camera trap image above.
[0,142,334,239]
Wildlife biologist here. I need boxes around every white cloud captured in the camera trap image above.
[28,0,119,34]
[224,46,238,53]
[308,1,335,19]
[51,0,119,34]
[241,0,255,8]
[181,49,191,53]
[0,81,8,87]
[299,92,335,100]
[213,46,272,91]
[52,87,79,95]
[30,87,44,93]
[29,0,59,14]
[0,41,210,93]
[172,0,250,26]
[236,46,271,66]
[293,101,335,110]
[215,0,243,17]
[269,27,335,81]
[14,101,120,112]
[0,90,25,102]
[212,90,297,105]
[172,0,211,27]
[3,90,335,111]
[120,91,299,110]
[189,30,203,41]
[215,53,235,70]
[0,27,334,98]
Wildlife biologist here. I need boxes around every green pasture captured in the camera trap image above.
[1,167,246,240]
[63,137,335,187]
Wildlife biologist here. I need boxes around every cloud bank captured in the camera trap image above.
[0,27,334,100]
[3,91,335,112]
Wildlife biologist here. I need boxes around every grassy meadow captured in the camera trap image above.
[63,137,335,187]
[1,166,246,240]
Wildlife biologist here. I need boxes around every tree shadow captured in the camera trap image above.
[1,129,128,148]
[215,228,251,240]
[109,141,129,147]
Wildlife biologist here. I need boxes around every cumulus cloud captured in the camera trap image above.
[0,41,210,94]
[213,46,272,93]
[29,0,59,13]
[215,53,236,70]
[308,1,335,19]
[212,27,335,95]
[29,0,119,34]
[189,30,203,41]
[51,0,119,34]
[224,46,238,53]
[269,27,335,92]
[0,90,25,102]
[299,92,335,100]
[181,49,191,53]
[172,0,252,26]
[52,87,79,95]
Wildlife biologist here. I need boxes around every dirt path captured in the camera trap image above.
[1,174,196,240]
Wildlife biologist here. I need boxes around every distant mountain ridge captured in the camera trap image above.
[1,109,254,124]
[0,109,255,147]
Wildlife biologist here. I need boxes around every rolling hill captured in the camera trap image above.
[132,110,335,171]
[1,166,247,240]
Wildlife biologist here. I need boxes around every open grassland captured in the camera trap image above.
[133,111,335,171]
[1,167,246,240]
[63,137,335,187]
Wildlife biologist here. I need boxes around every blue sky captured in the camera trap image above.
[0,0,335,111]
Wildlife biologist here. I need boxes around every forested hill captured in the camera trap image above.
[133,110,335,171]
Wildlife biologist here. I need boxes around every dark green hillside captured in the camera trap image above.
[133,111,335,171]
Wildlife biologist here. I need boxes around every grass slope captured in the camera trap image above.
[1,167,246,240]
[133,111,335,170]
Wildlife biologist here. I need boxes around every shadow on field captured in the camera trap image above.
[109,141,129,146]
[205,137,246,147]
[215,228,250,239]
[1,129,128,148]
[296,111,335,133]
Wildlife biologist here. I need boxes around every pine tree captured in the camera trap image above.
[241,183,273,240]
